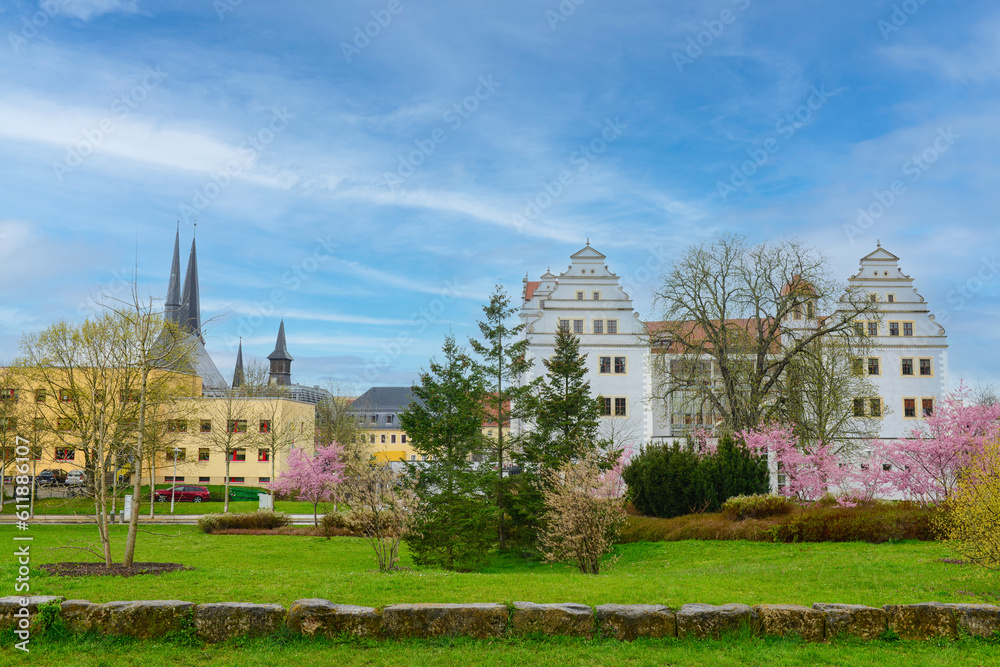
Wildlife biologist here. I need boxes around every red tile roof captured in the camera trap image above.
[524,281,542,301]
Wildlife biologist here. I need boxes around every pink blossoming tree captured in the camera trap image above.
[270,442,346,526]
[739,423,852,501]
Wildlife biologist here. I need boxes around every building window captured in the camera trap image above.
[592,291,600,300]
[391,434,397,444]
[199,476,210,483]
[852,358,864,375]
[607,320,618,334]
[59,389,73,403]
[381,434,386,444]
[599,356,611,373]
[167,419,187,433]
[901,358,913,376]
[370,414,377,423]
[200,419,212,433]
[0,417,15,432]
[867,358,880,376]
[904,322,913,336]
[853,398,864,417]
[576,291,584,300]
[614,397,627,416]
[55,447,75,461]
[903,399,916,418]
[228,449,246,462]
[558,320,569,332]
[793,303,803,321]
[870,399,882,418]
[411,455,417,461]
[259,477,270,483]
[258,420,270,434]
[121,390,139,403]
[601,397,612,416]
[199,448,210,462]
[593,320,604,334]
[854,323,864,336]
[228,420,247,433]
[401,434,407,443]
[889,322,899,336]
[614,356,626,374]
[922,398,934,417]
[167,448,186,462]
[33,417,45,431]
[386,415,393,424]
[258,449,269,462]
[869,294,877,303]
[228,477,245,484]
[369,435,375,444]
[867,322,878,336]
[34,389,46,403]
[919,358,932,376]
[573,320,584,334]
[164,476,184,483]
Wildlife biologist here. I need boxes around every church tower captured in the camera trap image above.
[267,320,293,386]
[232,339,245,389]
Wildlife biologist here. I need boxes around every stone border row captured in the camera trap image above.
[2,597,998,643]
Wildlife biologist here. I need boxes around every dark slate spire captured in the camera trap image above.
[232,338,244,389]
[267,320,293,386]
[164,223,182,327]
[180,232,202,341]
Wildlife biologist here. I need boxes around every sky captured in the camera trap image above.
[1,0,998,395]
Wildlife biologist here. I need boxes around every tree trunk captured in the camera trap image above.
[123,367,149,567]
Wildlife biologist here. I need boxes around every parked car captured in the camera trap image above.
[36,469,68,486]
[65,470,87,486]
[154,485,210,503]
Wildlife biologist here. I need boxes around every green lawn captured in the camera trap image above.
[5,525,999,609]
[1,495,328,516]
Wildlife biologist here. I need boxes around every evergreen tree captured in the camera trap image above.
[469,284,535,549]
[400,335,497,570]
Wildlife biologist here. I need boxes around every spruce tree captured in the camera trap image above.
[400,335,497,570]
[469,284,535,549]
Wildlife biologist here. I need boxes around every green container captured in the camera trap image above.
[228,487,265,501]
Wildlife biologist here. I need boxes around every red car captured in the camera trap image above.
[155,485,210,503]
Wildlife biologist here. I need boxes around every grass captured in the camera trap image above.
[0,495,330,516]
[5,631,1000,666]
[5,525,1000,609]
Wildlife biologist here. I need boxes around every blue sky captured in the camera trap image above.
[1,0,998,394]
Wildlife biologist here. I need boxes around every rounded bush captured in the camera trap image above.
[721,494,795,521]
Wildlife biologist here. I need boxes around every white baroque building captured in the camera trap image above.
[517,242,949,450]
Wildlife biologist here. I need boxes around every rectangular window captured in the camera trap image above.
[576,291,584,300]
[851,358,864,375]
[381,434,386,444]
[889,322,899,336]
[164,476,184,483]
[922,398,934,417]
[55,447,75,461]
[199,476,210,483]
[853,398,864,417]
[904,399,916,418]
[198,448,210,462]
[167,448,186,461]
[200,419,211,433]
[386,415,393,424]
[867,358,880,375]
[599,356,611,373]
[35,389,46,403]
[614,397,627,416]
[0,389,16,401]
[870,399,882,418]
[854,323,864,336]
[887,294,895,303]
[370,414,377,423]
[558,320,569,332]
[607,320,618,334]
[593,319,604,334]
[167,419,187,433]
[258,449,269,462]
[904,322,913,336]
[228,477,245,484]
[901,358,913,376]
[401,434,407,443]
[391,434,396,444]
[228,449,246,462]
[259,420,271,434]
[869,293,878,303]
[59,389,73,403]
[369,435,375,444]
[0,418,15,432]
[121,390,139,403]
[867,322,878,336]
[601,397,612,416]
[614,356,626,374]
[919,358,932,376]
[592,291,600,300]
[228,420,247,434]
[573,319,584,334]
[258,477,270,483]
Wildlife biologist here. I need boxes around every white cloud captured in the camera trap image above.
[49,0,139,22]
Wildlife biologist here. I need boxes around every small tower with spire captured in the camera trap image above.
[165,224,183,328]
[180,229,202,342]
[267,320,293,386]
[232,339,245,389]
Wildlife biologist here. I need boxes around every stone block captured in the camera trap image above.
[595,604,675,640]
[754,604,824,641]
[511,602,594,637]
[944,603,1000,637]
[812,603,887,640]
[676,603,758,639]
[287,599,382,638]
[60,600,98,634]
[382,603,507,639]
[883,602,957,640]
[193,602,287,643]
[0,595,65,631]
[89,600,195,639]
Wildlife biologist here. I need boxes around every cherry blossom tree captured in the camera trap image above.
[270,442,345,526]
[739,423,852,501]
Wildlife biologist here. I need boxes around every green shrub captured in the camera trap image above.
[197,510,291,533]
[721,494,795,521]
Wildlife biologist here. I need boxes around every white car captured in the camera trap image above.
[65,470,87,486]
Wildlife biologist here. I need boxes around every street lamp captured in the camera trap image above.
[170,446,181,514]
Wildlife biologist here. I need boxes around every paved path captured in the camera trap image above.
[0,514,321,526]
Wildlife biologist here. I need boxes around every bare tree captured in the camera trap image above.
[346,460,419,571]
[199,390,260,513]
[316,380,369,459]
[649,233,877,436]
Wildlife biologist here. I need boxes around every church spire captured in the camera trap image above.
[165,223,182,326]
[180,230,202,342]
[232,339,244,389]
[267,320,293,386]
